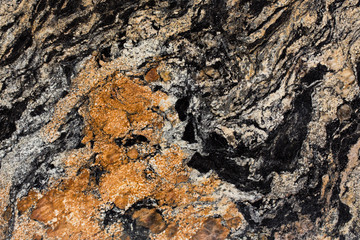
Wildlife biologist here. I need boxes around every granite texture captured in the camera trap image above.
[1,0,360,239]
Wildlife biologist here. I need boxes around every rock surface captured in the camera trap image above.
[1,0,360,239]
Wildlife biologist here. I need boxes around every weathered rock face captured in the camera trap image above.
[1,0,360,239]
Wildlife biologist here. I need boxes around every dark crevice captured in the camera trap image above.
[1,29,33,66]
[89,165,106,185]
[182,116,197,143]
[337,201,352,227]
[0,100,28,141]
[123,135,149,147]
[356,61,360,87]
[329,0,344,13]
[175,96,190,121]
[30,105,45,117]
[248,0,271,16]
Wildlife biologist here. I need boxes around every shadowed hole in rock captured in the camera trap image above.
[205,132,229,152]
[1,29,33,66]
[301,64,328,85]
[175,96,190,121]
[182,116,196,143]
[89,165,106,185]
[30,105,45,117]
[100,46,112,60]
[337,201,352,227]
[0,100,28,141]
[123,135,149,147]
[356,61,360,87]
[248,0,271,15]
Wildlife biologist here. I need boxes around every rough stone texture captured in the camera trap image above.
[1,0,360,239]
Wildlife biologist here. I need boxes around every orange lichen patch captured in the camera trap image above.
[30,189,65,223]
[145,67,160,82]
[63,147,94,178]
[154,176,230,239]
[22,60,244,239]
[83,73,164,146]
[102,110,130,137]
[164,223,178,239]
[96,143,128,168]
[17,190,41,214]
[133,208,167,234]
[99,161,158,209]
[221,201,244,230]
[154,174,219,209]
[226,217,243,230]
[160,207,209,239]
[176,174,189,184]
[29,170,104,239]
[155,187,186,206]
[150,174,220,230]
[2,204,12,223]
[127,148,139,159]
[11,214,46,240]
[149,146,188,184]
[192,218,230,240]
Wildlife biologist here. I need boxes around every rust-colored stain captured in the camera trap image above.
[133,208,167,234]
[144,67,160,82]
[192,218,230,240]
[17,190,40,214]
[15,55,243,239]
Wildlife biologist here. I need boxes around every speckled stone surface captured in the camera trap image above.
[1,0,360,239]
